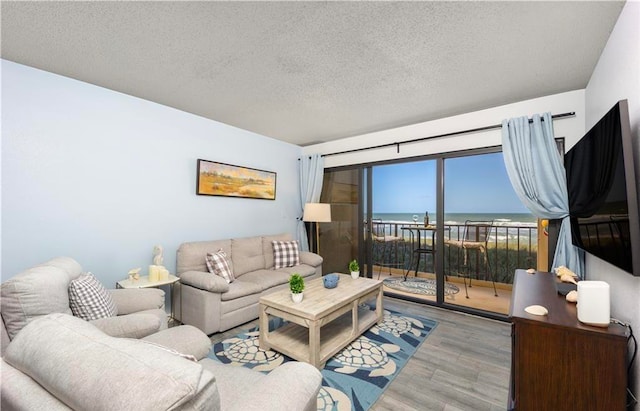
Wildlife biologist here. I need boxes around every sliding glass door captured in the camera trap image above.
[443,151,536,315]
[320,147,539,318]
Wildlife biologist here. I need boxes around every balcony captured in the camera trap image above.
[369,220,538,315]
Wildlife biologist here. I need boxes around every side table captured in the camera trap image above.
[116,274,181,326]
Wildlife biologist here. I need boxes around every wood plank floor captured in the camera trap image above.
[373,298,511,411]
[209,296,512,411]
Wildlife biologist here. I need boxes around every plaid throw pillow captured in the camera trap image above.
[272,240,300,269]
[206,249,235,283]
[68,272,118,321]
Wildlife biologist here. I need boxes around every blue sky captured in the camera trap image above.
[372,153,530,214]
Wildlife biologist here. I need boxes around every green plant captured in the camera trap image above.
[349,259,360,272]
[289,273,305,294]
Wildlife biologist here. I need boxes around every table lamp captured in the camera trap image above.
[303,203,331,254]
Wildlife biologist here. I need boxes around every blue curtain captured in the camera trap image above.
[502,113,584,277]
[297,154,325,251]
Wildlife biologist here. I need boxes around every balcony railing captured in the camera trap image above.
[369,220,537,285]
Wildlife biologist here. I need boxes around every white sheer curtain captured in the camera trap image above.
[502,113,584,277]
[297,154,325,251]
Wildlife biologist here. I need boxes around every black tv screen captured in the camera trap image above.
[565,100,640,276]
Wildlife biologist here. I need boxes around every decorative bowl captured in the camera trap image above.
[323,273,340,289]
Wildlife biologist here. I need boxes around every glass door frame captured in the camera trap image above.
[323,142,555,321]
[361,167,370,278]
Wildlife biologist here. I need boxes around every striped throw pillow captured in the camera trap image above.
[272,240,300,269]
[206,249,235,283]
[68,272,118,321]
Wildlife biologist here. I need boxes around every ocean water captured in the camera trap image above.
[372,212,538,243]
[372,212,536,227]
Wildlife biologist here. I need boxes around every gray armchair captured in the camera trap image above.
[1,313,323,411]
[1,257,167,355]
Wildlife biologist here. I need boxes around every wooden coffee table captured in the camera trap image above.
[258,274,383,369]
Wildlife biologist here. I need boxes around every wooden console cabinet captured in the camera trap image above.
[509,270,628,411]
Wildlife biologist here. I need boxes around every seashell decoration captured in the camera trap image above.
[565,290,578,303]
[554,265,579,284]
[560,273,578,285]
[524,305,548,316]
[554,265,578,279]
[128,267,141,281]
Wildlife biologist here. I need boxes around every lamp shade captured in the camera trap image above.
[303,203,331,222]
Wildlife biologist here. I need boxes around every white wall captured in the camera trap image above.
[304,90,585,279]
[1,61,302,293]
[584,1,640,398]
[303,90,585,167]
[303,1,640,397]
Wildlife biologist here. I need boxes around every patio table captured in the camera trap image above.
[401,225,438,280]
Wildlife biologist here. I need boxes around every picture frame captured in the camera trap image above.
[196,159,277,200]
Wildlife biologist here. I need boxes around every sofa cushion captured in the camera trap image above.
[177,239,232,275]
[236,269,291,291]
[220,280,262,302]
[4,313,212,411]
[275,264,317,278]
[1,361,72,410]
[205,249,235,283]
[1,257,83,339]
[262,233,293,269]
[272,240,300,269]
[231,237,266,277]
[68,273,118,321]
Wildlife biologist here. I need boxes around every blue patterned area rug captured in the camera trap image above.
[207,307,437,411]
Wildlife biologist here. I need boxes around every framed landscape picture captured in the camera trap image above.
[197,159,276,200]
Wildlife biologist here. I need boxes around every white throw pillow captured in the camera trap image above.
[68,272,118,321]
[272,240,300,269]
[205,249,235,283]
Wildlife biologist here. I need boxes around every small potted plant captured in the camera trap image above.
[289,273,305,303]
[349,259,360,279]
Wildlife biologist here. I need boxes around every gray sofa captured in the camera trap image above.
[1,257,167,355]
[177,233,322,335]
[1,313,322,411]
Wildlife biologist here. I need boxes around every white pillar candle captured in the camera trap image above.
[159,267,169,281]
[148,265,159,282]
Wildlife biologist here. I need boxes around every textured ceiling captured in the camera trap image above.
[1,1,624,146]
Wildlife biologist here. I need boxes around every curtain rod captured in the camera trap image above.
[322,111,575,157]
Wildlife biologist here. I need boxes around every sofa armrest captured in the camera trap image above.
[179,270,229,293]
[90,312,163,339]
[227,362,322,411]
[109,288,165,315]
[299,251,323,267]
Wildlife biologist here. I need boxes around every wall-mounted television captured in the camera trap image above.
[565,100,640,276]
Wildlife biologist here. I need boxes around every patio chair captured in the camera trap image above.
[371,219,405,279]
[444,220,498,298]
